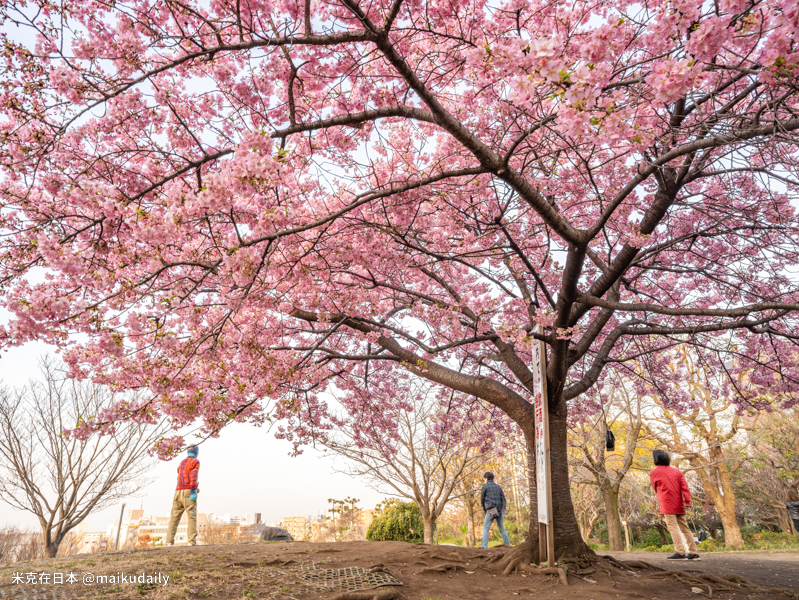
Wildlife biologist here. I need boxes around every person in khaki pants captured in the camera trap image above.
[650,449,699,560]
[166,445,200,546]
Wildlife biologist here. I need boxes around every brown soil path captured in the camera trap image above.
[1,542,796,600]
[602,551,799,592]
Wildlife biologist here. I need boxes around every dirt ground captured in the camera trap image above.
[601,551,799,592]
[1,542,796,600]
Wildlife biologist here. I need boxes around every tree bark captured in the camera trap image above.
[548,408,593,558]
[622,520,631,551]
[43,528,60,558]
[691,460,743,549]
[714,497,743,549]
[423,517,435,545]
[465,497,476,547]
[601,486,624,551]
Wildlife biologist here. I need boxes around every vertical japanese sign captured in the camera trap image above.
[531,328,552,526]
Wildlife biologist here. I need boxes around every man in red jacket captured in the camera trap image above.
[650,449,699,560]
[166,445,200,546]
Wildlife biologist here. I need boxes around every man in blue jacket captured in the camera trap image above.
[480,472,511,548]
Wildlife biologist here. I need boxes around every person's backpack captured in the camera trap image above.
[606,429,616,452]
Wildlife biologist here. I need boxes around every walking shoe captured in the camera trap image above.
[666,553,687,560]
[686,554,701,560]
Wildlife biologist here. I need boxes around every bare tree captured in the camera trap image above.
[642,349,758,550]
[0,360,166,557]
[323,386,499,544]
[197,523,242,545]
[569,380,645,551]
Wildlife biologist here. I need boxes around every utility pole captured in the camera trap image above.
[114,503,127,551]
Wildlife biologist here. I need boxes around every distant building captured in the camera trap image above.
[279,516,311,540]
[81,531,109,553]
[129,509,144,522]
[86,510,259,550]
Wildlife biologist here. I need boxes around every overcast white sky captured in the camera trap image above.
[0,341,387,533]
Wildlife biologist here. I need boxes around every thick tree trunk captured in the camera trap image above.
[601,486,624,551]
[423,517,435,545]
[44,529,59,558]
[716,501,743,549]
[524,426,540,556]
[694,464,743,549]
[549,409,593,558]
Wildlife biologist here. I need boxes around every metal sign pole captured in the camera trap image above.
[532,327,554,567]
[114,503,126,551]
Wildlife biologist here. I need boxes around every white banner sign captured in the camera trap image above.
[532,332,551,525]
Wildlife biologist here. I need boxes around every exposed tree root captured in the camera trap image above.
[560,556,595,571]
[427,552,463,562]
[330,591,402,600]
[420,563,466,574]
[486,552,507,563]
[619,560,664,571]
[495,548,795,596]
[495,539,530,572]
[501,555,526,576]
[643,567,796,597]
[513,564,569,586]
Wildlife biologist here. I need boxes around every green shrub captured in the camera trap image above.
[698,538,722,552]
[639,528,662,547]
[743,532,799,551]
[366,501,424,543]
[642,544,675,552]
[588,542,608,551]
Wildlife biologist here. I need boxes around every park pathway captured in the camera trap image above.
[601,551,799,592]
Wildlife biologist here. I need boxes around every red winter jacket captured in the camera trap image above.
[176,456,200,491]
[650,465,691,515]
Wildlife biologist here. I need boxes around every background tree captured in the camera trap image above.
[569,379,645,551]
[641,348,759,549]
[0,361,165,557]
[450,468,485,548]
[2,0,799,562]
[569,481,602,544]
[366,499,424,543]
[737,463,796,534]
[327,497,365,542]
[322,383,497,544]
[751,408,799,493]
[197,523,242,545]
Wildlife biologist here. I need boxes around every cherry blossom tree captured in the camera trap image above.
[2,0,799,561]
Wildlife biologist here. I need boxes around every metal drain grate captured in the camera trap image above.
[299,565,402,592]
